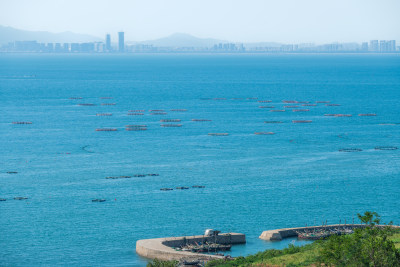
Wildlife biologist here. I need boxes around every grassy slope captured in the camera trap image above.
[206,230,400,267]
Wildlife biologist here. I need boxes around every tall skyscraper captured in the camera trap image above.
[105,34,111,52]
[118,32,124,52]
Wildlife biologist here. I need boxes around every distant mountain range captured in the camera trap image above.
[133,33,282,48]
[135,33,226,47]
[0,26,102,44]
[0,25,284,48]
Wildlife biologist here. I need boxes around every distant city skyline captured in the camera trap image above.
[2,30,397,53]
[1,0,400,44]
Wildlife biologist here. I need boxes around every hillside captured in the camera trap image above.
[0,25,102,44]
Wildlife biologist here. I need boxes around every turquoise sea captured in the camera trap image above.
[1,54,400,266]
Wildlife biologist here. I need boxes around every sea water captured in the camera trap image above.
[1,54,399,266]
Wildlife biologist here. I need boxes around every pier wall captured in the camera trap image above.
[136,233,246,261]
[259,224,400,241]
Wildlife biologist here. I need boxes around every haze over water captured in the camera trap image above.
[1,54,400,266]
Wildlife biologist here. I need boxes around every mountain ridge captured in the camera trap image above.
[0,25,102,44]
[0,25,284,47]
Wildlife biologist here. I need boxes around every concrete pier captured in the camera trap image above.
[136,233,246,261]
[259,224,400,241]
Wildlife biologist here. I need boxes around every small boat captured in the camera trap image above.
[292,109,309,112]
[192,119,211,122]
[0,198,6,201]
[170,109,187,112]
[128,110,145,112]
[302,104,317,106]
[292,120,312,123]
[270,110,286,112]
[134,174,146,177]
[105,176,132,179]
[284,105,299,108]
[96,128,117,131]
[6,171,18,174]
[126,127,147,131]
[100,97,113,99]
[339,148,362,152]
[78,103,96,106]
[149,109,164,112]
[12,121,32,124]
[326,104,341,106]
[374,146,398,150]
[358,114,377,116]
[192,185,205,188]
[126,125,147,128]
[259,106,275,108]
[14,197,28,200]
[258,100,272,103]
[160,188,173,191]
[69,97,83,99]
[334,114,352,117]
[161,124,182,127]
[127,113,144,115]
[255,132,275,135]
[282,100,298,103]
[208,133,229,136]
[316,101,330,103]
[150,112,167,115]
[96,113,112,116]
[147,174,159,176]
[176,187,189,190]
[264,121,282,123]
[297,232,330,240]
[92,199,106,202]
[101,103,116,106]
[160,119,181,122]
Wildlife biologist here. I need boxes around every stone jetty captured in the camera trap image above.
[259,224,400,241]
[136,233,246,261]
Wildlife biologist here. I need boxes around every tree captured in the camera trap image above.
[319,211,400,267]
[146,259,179,267]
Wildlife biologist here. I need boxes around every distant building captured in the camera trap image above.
[14,41,40,52]
[46,43,54,52]
[105,34,111,51]
[70,43,80,52]
[361,42,368,51]
[369,40,379,52]
[55,43,62,53]
[63,43,69,52]
[388,40,396,52]
[118,32,124,52]
[379,40,387,52]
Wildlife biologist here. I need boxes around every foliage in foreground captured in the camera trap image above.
[205,243,317,267]
[147,259,179,267]
[317,211,400,267]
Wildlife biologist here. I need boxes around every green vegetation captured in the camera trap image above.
[318,212,400,267]
[147,259,179,267]
[147,212,400,267]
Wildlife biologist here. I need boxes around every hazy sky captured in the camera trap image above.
[1,0,399,43]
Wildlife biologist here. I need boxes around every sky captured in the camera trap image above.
[1,0,399,44]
